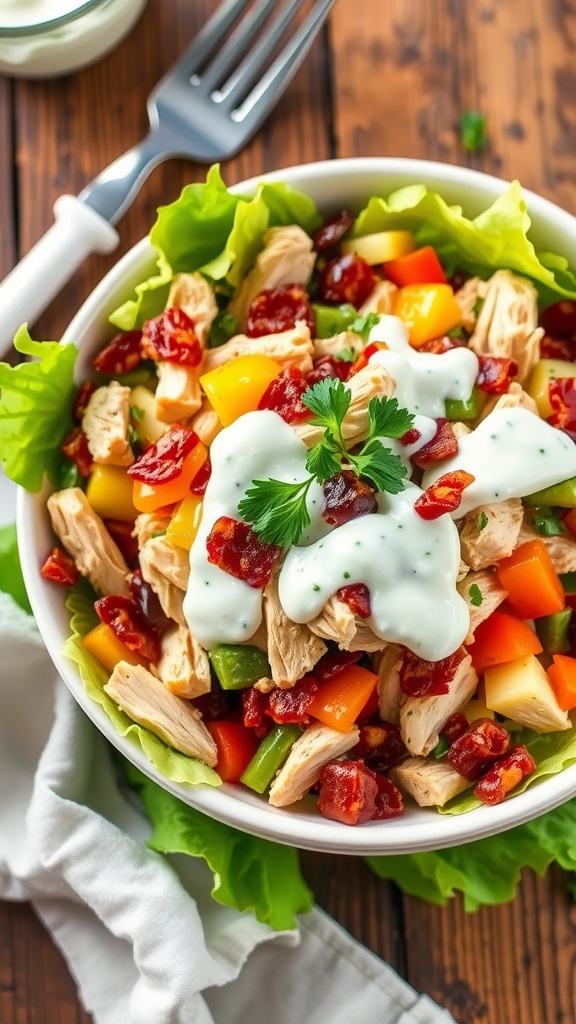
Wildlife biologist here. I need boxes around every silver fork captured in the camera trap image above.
[0,0,336,356]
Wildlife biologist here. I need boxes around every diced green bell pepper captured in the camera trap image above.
[560,571,576,595]
[535,608,573,654]
[524,476,576,508]
[312,303,358,339]
[445,387,480,421]
[240,724,302,794]
[208,644,271,690]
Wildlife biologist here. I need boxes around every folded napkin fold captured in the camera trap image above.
[0,587,454,1024]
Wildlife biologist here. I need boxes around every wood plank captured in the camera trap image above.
[0,77,16,278]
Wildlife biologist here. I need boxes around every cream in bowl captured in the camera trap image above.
[10,157,576,856]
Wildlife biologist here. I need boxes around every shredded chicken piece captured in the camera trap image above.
[104,661,217,765]
[47,488,129,596]
[468,270,543,383]
[479,381,539,421]
[229,225,315,328]
[373,644,403,726]
[295,363,395,448]
[312,330,364,360]
[202,320,314,375]
[139,539,187,625]
[263,576,326,686]
[392,757,470,807]
[82,381,133,467]
[517,513,576,573]
[452,421,472,440]
[460,498,524,570]
[167,272,218,347]
[454,276,488,334]
[190,398,222,446]
[457,569,508,638]
[268,722,359,807]
[155,624,211,699]
[399,652,478,756]
[308,595,386,652]
[155,363,202,423]
[133,512,171,548]
[359,279,398,316]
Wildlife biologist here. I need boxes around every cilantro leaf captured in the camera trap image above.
[306,431,341,482]
[477,511,489,532]
[468,583,483,607]
[351,312,381,341]
[367,395,415,440]
[348,441,407,494]
[336,347,357,363]
[533,507,566,538]
[238,478,312,546]
[302,377,351,439]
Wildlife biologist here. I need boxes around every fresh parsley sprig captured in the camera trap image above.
[238,378,414,547]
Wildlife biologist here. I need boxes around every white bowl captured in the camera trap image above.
[18,157,576,855]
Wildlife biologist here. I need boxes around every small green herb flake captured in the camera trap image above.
[468,583,483,607]
[336,347,358,363]
[533,506,566,538]
[477,511,489,532]
[351,312,381,341]
[460,111,488,153]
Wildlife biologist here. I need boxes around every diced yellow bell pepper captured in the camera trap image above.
[394,284,462,347]
[82,623,147,674]
[341,230,414,265]
[86,464,138,521]
[130,385,167,445]
[132,441,207,514]
[165,494,204,551]
[525,358,576,419]
[199,354,281,426]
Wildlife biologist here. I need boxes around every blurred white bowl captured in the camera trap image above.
[17,157,576,855]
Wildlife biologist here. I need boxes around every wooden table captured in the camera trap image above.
[1,2,576,1021]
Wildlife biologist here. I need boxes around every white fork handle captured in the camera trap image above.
[0,195,119,357]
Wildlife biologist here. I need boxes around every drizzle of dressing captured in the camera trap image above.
[422,406,576,518]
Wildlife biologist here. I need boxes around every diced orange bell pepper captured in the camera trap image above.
[307,663,378,733]
[165,493,204,551]
[496,538,565,619]
[468,609,543,675]
[207,720,260,783]
[547,654,576,710]
[383,246,447,288]
[132,440,207,513]
[200,354,282,426]
[82,622,147,674]
[394,283,462,348]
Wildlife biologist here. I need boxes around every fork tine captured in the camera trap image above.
[200,0,279,93]
[231,0,336,126]
[163,0,249,81]
[213,0,309,106]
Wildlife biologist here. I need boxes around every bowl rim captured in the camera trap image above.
[18,155,576,856]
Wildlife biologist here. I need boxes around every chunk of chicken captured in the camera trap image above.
[263,576,326,686]
[468,270,543,383]
[391,756,470,807]
[155,363,202,423]
[457,569,508,638]
[229,225,315,328]
[138,538,188,625]
[399,653,478,756]
[479,381,539,421]
[359,279,398,316]
[82,381,133,467]
[459,498,524,570]
[517,513,576,573]
[133,512,171,548]
[167,272,218,347]
[202,321,314,375]
[268,722,359,807]
[294,363,395,448]
[454,276,488,334]
[47,488,129,596]
[312,330,364,360]
[190,398,222,446]
[308,595,385,652]
[374,644,403,726]
[155,624,211,699]
[104,661,217,765]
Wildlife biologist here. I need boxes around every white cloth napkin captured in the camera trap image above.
[0,468,454,1024]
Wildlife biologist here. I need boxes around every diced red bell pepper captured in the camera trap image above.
[468,609,543,674]
[207,720,260,783]
[383,245,447,287]
[40,547,79,586]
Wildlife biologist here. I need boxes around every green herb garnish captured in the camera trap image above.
[336,347,358,363]
[477,511,489,532]
[238,378,413,546]
[459,111,488,153]
[351,312,381,341]
[130,404,145,421]
[533,506,566,538]
[468,583,483,607]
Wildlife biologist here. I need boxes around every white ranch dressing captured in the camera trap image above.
[278,485,469,661]
[422,406,576,518]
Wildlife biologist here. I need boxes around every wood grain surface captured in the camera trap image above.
[1,2,576,1022]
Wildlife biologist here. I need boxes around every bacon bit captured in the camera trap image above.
[246,284,315,337]
[476,355,518,394]
[319,253,375,308]
[354,721,407,771]
[373,774,404,820]
[257,366,311,423]
[414,470,475,520]
[349,341,388,376]
[418,335,466,353]
[73,381,98,421]
[306,354,352,386]
[337,582,372,618]
[400,426,422,446]
[205,516,282,589]
[473,744,536,805]
[400,647,465,698]
[93,330,143,375]
[313,649,362,683]
[548,377,576,440]
[411,418,459,468]
[141,308,202,366]
[322,470,378,527]
[40,547,79,586]
[189,457,212,496]
[540,335,576,361]
[94,595,161,663]
[266,675,318,726]
[447,718,510,781]
[127,426,200,484]
[540,299,576,338]
[60,426,93,477]
[129,567,171,632]
[104,519,139,567]
[317,760,403,825]
[441,712,469,743]
[242,687,272,738]
[312,209,354,253]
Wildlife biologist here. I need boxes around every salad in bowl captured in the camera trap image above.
[7,157,576,855]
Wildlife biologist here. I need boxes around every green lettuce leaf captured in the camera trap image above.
[0,326,77,490]
[352,180,576,298]
[63,581,220,789]
[123,760,313,930]
[0,523,32,614]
